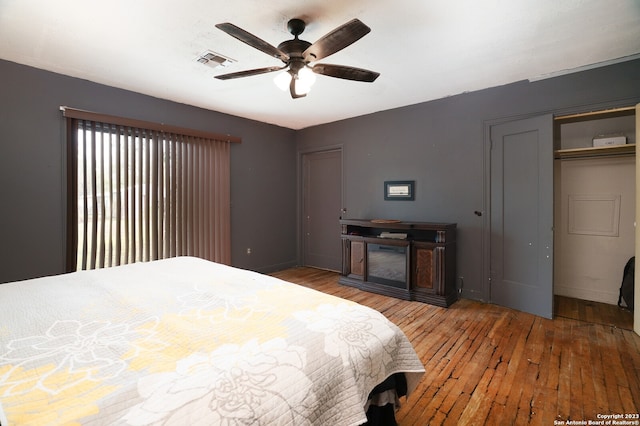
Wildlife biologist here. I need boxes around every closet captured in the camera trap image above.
[553,107,636,305]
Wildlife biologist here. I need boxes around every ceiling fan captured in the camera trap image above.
[214,18,380,99]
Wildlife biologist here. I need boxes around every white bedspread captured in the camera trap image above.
[0,257,424,425]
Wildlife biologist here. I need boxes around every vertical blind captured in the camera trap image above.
[63,108,239,272]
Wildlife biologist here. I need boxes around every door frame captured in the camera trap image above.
[635,103,639,335]
[483,99,639,322]
[297,145,344,268]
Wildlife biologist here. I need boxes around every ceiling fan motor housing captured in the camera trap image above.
[287,18,306,37]
[278,39,312,62]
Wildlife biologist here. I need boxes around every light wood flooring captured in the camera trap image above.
[271,267,640,426]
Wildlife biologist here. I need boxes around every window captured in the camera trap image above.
[63,107,239,271]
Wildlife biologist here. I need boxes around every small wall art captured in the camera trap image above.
[384,180,415,201]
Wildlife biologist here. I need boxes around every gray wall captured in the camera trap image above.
[0,59,297,283]
[3,57,640,304]
[297,59,640,301]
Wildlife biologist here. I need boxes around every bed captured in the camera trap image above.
[0,256,424,425]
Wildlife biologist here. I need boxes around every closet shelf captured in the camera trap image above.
[554,144,635,159]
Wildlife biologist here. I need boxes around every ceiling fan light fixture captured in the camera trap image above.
[273,71,291,91]
[297,66,316,90]
[273,66,316,97]
[294,67,316,95]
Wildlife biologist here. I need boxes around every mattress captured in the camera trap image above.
[0,257,424,425]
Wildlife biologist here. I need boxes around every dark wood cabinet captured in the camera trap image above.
[349,240,365,278]
[413,243,437,291]
[339,219,457,307]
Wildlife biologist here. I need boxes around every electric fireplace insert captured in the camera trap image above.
[367,243,408,289]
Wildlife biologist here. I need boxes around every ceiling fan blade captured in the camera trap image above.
[216,23,289,62]
[215,65,286,80]
[312,64,380,82]
[303,19,371,62]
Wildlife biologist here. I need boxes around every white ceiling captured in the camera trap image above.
[1,0,639,130]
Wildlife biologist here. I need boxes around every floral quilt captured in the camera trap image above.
[0,257,424,425]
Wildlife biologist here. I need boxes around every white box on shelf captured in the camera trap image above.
[592,135,627,147]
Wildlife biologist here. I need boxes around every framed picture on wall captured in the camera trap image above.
[384,180,415,201]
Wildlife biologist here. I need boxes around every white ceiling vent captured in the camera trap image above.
[196,50,235,69]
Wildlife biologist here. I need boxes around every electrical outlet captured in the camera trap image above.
[246,248,251,255]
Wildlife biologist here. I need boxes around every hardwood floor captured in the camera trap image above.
[555,295,633,330]
[271,267,640,426]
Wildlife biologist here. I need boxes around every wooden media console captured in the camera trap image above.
[339,219,457,307]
